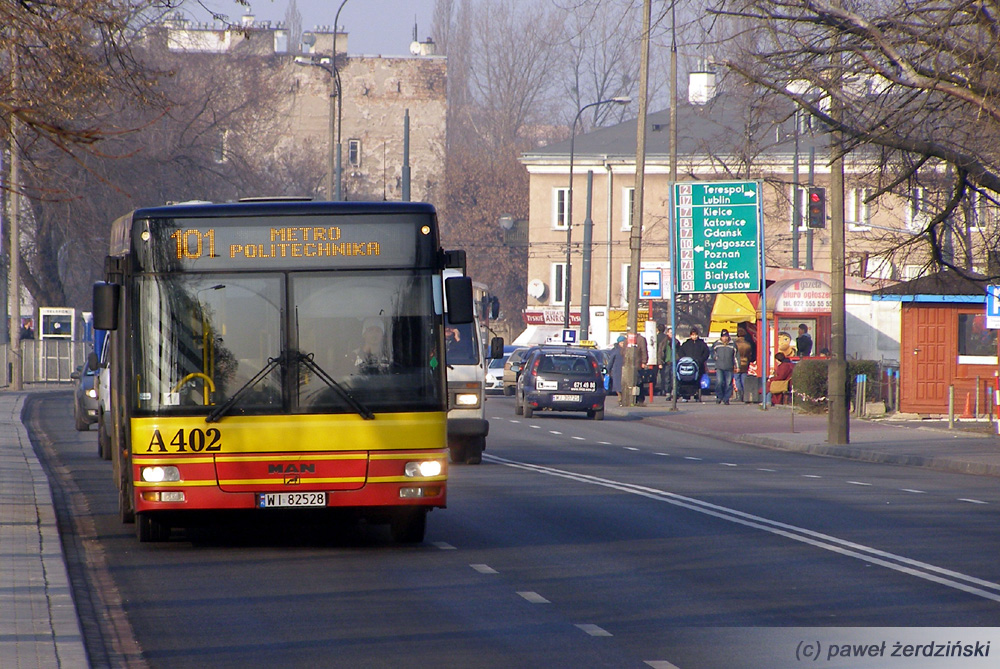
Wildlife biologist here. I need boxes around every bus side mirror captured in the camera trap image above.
[445,276,474,325]
[489,336,504,359]
[93,282,120,331]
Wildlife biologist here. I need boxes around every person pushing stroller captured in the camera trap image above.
[676,327,711,401]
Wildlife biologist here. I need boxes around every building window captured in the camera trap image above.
[968,190,989,233]
[789,186,808,231]
[620,263,631,307]
[622,187,635,230]
[902,264,926,280]
[847,188,871,231]
[906,186,927,232]
[348,139,362,167]
[958,313,997,358]
[551,263,566,305]
[553,188,569,230]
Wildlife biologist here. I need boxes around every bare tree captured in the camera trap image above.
[708,0,1000,277]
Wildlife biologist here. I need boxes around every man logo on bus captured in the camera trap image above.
[268,463,315,474]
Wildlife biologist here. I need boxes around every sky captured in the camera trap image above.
[205,0,439,56]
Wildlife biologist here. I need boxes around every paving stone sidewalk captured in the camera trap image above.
[0,391,88,669]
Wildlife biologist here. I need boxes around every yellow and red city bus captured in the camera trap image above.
[93,199,473,542]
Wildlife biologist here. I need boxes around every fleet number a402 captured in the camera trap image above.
[145,428,222,452]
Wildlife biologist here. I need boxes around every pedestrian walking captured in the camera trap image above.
[678,327,711,381]
[634,331,650,405]
[606,335,625,396]
[734,326,756,403]
[712,329,739,405]
[655,324,674,398]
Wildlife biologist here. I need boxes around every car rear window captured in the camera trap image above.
[538,354,594,374]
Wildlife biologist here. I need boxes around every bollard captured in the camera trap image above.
[948,385,955,429]
[975,376,981,418]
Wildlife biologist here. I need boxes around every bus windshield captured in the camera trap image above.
[132,271,441,415]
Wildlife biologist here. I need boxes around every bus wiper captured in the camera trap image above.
[296,351,375,420]
[205,353,284,423]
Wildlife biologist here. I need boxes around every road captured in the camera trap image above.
[28,393,1000,668]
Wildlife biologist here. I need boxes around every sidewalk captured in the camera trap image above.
[0,390,88,669]
[606,394,1000,478]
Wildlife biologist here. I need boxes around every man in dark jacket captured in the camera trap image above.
[678,327,711,379]
[796,323,813,357]
[712,329,740,405]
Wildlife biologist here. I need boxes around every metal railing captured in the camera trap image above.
[0,340,91,387]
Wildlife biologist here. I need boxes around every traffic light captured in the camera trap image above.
[807,187,826,229]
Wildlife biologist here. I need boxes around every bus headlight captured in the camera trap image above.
[455,393,480,407]
[404,460,443,478]
[141,466,180,483]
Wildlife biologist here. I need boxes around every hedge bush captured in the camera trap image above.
[790,358,882,411]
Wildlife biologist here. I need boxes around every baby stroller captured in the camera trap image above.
[675,356,702,402]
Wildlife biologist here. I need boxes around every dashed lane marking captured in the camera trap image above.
[721,463,738,467]
[802,474,822,479]
[757,468,777,472]
[598,441,612,445]
[684,456,702,461]
[959,498,988,505]
[517,591,551,604]
[572,436,585,441]
[471,564,499,574]
[655,452,670,457]
[575,624,613,637]
[624,447,639,451]
[901,489,926,494]
[550,431,562,435]
[432,542,456,550]
[846,481,872,486]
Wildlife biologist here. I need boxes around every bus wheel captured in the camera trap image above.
[465,436,484,465]
[390,508,427,543]
[136,513,171,542]
[448,440,467,464]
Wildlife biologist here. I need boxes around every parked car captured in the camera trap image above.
[515,346,606,420]
[485,353,508,394]
[71,364,99,431]
[502,346,532,396]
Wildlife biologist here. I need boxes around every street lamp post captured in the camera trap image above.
[294,0,348,201]
[564,96,631,330]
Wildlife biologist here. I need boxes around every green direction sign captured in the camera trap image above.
[673,181,762,294]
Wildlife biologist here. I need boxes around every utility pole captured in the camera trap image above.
[668,0,679,412]
[792,111,801,268]
[623,0,651,407]
[828,3,849,444]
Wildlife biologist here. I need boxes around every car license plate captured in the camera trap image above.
[258,492,326,508]
[553,394,581,402]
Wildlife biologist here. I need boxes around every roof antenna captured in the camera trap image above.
[412,18,417,43]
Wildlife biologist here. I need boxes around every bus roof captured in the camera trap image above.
[131,200,438,220]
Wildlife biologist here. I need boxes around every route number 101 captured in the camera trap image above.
[170,229,217,260]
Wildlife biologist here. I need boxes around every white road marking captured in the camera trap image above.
[575,624,613,637]
[530,425,541,429]
[624,446,639,451]
[655,452,670,457]
[517,591,551,604]
[432,542,456,550]
[483,453,1000,603]
[802,474,822,479]
[645,662,681,669]
[721,463,738,467]
[550,431,562,435]
[757,468,776,472]
[959,498,988,505]
[901,488,926,494]
[846,481,872,486]
[598,441,612,445]
[572,436,585,441]
[684,456,702,461]
[470,564,499,574]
